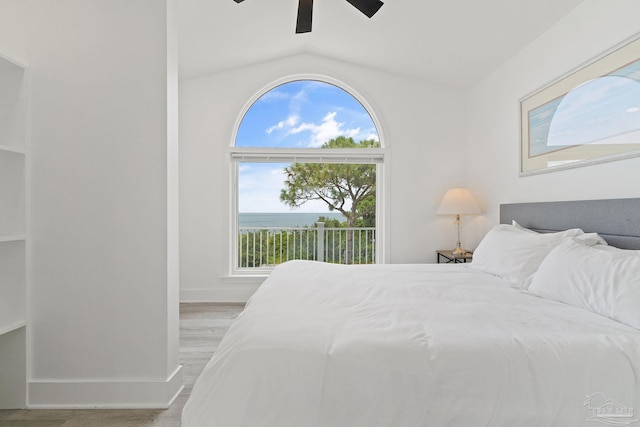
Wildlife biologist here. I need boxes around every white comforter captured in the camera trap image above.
[182,261,640,427]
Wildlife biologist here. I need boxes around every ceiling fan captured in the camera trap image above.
[233,0,384,34]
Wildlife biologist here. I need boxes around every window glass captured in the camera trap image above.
[232,80,382,272]
[236,80,378,148]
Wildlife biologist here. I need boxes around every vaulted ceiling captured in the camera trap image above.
[178,0,584,89]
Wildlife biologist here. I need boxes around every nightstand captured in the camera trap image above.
[436,250,473,263]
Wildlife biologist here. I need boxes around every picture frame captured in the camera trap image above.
[520,34,640,176]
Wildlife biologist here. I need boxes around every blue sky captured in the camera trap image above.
[237,80,378,213]
[236,80,378,148]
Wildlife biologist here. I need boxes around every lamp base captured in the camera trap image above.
[451,245,466,256]
[451,215,465,256]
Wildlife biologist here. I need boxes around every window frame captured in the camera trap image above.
[228,75,387,277]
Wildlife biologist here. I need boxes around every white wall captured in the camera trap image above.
[466,0,640,247]
[0,0,181,408]
[179,53,467,301]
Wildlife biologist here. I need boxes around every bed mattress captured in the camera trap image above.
[182,261,640,427]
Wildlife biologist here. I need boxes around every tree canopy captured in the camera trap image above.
[279,136,378,228]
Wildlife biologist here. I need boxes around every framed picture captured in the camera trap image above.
[520,34,640,176]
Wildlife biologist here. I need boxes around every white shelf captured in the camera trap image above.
[0,144,25,155]
[0,321,26,336]
[0,234,26,242]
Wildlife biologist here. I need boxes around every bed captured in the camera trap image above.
[182,198,640,427]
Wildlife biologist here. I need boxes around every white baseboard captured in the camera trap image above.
[180,279,263,303]
[28,365,183,409]
[180,287,257,303]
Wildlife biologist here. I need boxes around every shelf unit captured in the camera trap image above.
[0,53,28,409]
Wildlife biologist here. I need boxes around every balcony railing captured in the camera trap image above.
[238,222,375,269]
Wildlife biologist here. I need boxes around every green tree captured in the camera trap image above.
[315,216,343,228]
[280,136,378,263]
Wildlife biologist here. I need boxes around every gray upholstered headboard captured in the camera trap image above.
[500,198,640,250]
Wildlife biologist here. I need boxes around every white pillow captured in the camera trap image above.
[512,220,608,246]
[469,224,586,289]
[529,238,640,330]
[511,220,538,234]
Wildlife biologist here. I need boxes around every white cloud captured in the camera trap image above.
[267,111,363,147]
[291,112,358,147]
[256,89,290,103]
[289,89,308,114]
[266,115,300,134]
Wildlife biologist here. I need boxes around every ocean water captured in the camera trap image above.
[239,212,346,228]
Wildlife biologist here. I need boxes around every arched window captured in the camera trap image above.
[230,78,385,274]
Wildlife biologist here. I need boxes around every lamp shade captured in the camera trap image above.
[436,188,481,216]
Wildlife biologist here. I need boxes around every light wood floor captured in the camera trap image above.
[0,303,245,427]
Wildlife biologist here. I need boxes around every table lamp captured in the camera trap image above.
[436,188,481,255]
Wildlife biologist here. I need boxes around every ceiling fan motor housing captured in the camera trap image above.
[233,0,384,33]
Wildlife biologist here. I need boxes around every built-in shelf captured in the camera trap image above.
[0,52,27,409]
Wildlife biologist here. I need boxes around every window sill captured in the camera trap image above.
[220,274,269,285]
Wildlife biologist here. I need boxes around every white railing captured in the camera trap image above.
[238,222,375,268]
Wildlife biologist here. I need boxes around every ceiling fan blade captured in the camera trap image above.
[296,0,313,33]
[344,0,383,18]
